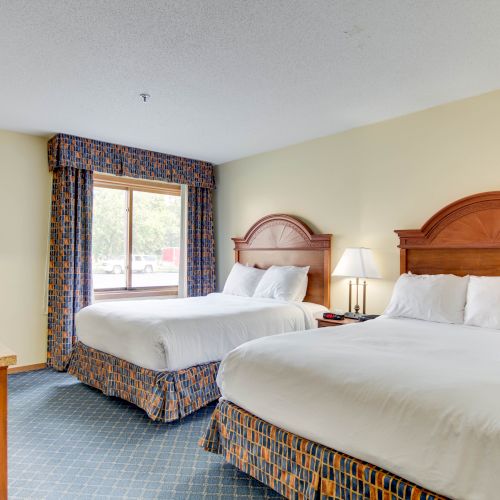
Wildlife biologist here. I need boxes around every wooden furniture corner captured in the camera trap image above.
[0,343,16,500]
[317,317,359,328]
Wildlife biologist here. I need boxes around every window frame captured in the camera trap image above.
[93,173,182,300]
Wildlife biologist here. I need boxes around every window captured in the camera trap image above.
[92,174,184,299]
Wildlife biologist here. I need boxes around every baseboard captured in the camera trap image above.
[9,363,47,374]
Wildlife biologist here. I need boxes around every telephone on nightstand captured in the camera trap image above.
[341,312,379,321]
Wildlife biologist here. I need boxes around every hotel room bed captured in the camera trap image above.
[207,317,499,499]
[74,293,324,372]
[69,294,325,422]
[201,192,500,499]
[68,214,332,422]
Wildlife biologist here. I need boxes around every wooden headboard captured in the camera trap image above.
[232,214,332,307]
[396,191,500,276]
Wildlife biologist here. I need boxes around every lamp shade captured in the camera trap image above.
[332,248,381,279]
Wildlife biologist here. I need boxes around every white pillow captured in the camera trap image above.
[296,274,309,302]
[222,263,266,297]
[384,273,469,324]
[464,276,500,329]
[253,265,310,301]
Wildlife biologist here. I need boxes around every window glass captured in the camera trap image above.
[92,187,127,289]
[91,177,182,296]
[131,190,181,288]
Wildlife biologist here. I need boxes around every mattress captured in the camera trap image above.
[75,293,326,371]
[217,317,500,500]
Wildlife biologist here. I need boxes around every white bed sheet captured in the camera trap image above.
[75,293,326,371]
[217,317,500,500]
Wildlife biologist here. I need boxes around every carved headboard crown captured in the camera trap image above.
[396,191,500,276]
[232,214,332,307]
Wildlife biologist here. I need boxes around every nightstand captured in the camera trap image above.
[317,317,360,328]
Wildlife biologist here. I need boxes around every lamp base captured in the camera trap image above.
[347,279,368,317]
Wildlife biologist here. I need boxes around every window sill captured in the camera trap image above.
[94,288,179,301]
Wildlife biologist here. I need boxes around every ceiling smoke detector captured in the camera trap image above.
[139,93,151,103]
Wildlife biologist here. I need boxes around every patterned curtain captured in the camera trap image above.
[47,167,93,370]
[47,133,215,371]
[187,187,216,296]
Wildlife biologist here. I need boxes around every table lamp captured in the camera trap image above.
[332,247,381,318]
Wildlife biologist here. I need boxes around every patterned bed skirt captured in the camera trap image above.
[68,342,220,422]
[200,400,446,500]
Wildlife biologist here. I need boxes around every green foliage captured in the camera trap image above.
[92,188,126,259]
[92,187,181,260]
[133,191,181,255]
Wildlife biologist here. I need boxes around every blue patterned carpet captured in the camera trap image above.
[9,369,281,499]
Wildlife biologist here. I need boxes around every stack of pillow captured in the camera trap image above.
[222,263,309,302]
[384,273,500,329]
[223,265,499,328]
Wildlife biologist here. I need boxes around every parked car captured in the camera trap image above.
[101,255,156,274]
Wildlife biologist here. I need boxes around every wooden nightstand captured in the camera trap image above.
[317,317,360,328]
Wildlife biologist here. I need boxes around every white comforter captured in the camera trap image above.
[218,317,500,500]
[76,293,325,371]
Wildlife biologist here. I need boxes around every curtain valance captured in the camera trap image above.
[48,133,215,190]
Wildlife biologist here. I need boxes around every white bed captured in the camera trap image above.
[69,213,332,422]
[76,293,326,371]
[217,317,500,500]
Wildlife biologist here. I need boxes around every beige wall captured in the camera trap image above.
[215,90,500,314]
[3,89,500,365]
[0,130,51,367]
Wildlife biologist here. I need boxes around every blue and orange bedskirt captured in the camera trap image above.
[200,399,445,500]
[68,342,220,422]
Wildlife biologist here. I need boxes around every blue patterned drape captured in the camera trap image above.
[48,167,93,370]
[187,187,216,296]
[47,134,215,370]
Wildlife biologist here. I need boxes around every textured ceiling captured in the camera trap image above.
[1,0,500,163]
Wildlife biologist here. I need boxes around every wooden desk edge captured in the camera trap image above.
[0,345,15,500]
[0,366,6,499]
[0,355,17,368]
[0,342,17,368]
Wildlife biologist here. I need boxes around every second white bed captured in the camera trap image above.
[217,317,500,500]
